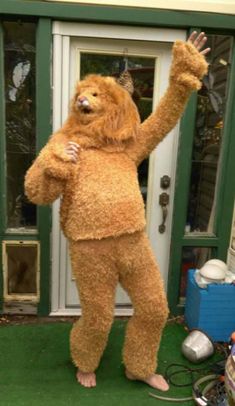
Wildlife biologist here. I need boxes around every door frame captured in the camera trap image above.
[50,22,186,315]
[167,34,235,315]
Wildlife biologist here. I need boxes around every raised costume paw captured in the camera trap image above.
[170,31,210,90]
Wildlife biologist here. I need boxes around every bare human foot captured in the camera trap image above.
[76,369,96,388]
[125,369,169,391]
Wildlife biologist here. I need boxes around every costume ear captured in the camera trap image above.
[117,70,134,95]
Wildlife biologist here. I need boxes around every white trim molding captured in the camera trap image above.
[52,22,185,42]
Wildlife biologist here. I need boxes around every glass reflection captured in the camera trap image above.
[180,246,213,299]
[4,21,36,229]
[6,244,37,294]
[185,35,233,234]
[80,53,155,205]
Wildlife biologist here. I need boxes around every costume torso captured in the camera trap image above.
[60,148,146,241]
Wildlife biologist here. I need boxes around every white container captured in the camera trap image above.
[199,263,226,281]
[206,259,228,273]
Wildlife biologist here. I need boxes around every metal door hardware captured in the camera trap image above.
[160,175,171,189]
[159,192,169,233]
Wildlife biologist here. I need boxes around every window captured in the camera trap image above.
[185,35,233,234]
[3,241,40,302]
[3,21,37,230]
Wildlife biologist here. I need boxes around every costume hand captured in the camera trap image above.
[170,33,209,90]
[187,31,210,56]
[64,141,81,163]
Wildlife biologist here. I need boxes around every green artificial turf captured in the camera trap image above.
[0,320,221,406]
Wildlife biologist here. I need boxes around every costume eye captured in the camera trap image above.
[92,92,98,97]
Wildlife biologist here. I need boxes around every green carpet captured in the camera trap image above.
[0,320,220,406]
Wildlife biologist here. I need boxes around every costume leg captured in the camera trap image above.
[118,231,169,379]
[69,238,118,373]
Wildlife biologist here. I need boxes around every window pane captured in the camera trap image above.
[185,35,233,234]
[6,243,38,295]
[179,246,215,300]
[80,53,155,206]
[3,21,37,229]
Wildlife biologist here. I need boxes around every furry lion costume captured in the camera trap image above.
[25,40,208,379]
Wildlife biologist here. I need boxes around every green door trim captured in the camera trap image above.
[0,23,5,311]
[36,18,52,316]
[167,34,235,315]
[1,0,235,30]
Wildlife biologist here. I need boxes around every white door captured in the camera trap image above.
[51,22,186,315]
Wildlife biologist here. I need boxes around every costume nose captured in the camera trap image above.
[78,96,88,103]
[77,95,90,107]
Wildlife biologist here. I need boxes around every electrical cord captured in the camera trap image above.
[149,374,226,405]
[164,363,213,387]
[148,359,228,404]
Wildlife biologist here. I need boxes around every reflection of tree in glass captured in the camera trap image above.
[81,54,154,117]
[186,35,232,232]
[4,21,36,228]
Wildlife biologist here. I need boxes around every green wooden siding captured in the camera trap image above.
[0,0,235,30]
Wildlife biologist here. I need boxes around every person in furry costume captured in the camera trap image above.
[25,32,209,390]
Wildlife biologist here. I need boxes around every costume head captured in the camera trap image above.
[66,73,140,144]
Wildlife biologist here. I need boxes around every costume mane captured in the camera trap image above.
[60,74,141,148]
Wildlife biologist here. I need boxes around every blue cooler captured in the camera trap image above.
[185,269,235,342]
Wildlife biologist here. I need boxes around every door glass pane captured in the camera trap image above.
[179,246,214,301]
[185,35,233,234]
[80,53,155,206]
[6,243,38,295]
[3,21,37,229]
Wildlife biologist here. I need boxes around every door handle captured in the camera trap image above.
[159,192,169,233]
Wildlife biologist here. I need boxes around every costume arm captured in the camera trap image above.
[24,133,73,205]
[127,40,208,166]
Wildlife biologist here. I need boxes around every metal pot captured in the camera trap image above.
[182,329,215,363]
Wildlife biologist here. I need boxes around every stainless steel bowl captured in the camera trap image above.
[182,329,214,363]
